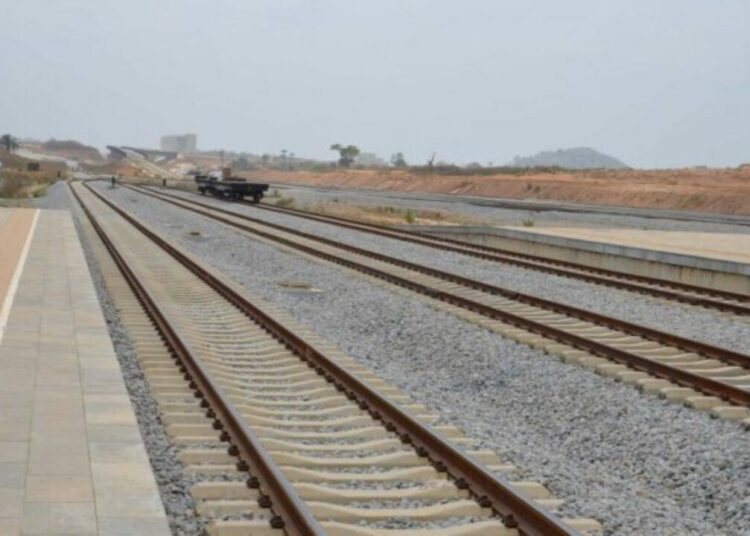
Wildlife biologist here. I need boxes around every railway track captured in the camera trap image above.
[70,181,599,535]
[118,183,750,422]
[138,183,750,316]
[246,195,750,316]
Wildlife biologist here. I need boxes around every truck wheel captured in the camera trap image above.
[253,193,262,204]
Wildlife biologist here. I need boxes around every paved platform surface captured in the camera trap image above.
[503,225,750,265]
[0,209,169,535]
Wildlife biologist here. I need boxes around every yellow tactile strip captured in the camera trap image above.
[0,208,16,229]
[0,209,36,317]
[0,210,170,536]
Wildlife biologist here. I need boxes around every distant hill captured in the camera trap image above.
[38,139,102,162]
[510,147,628,170]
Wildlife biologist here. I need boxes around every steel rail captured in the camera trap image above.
[82,181,582,536]
[125,183,750,407]
[132,185,750,370]
[145,183,750,310]
[70,183,327,536]
[247,195,750,312]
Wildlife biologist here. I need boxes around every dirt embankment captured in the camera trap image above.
[238,167,750,215]
[0,151,66,200]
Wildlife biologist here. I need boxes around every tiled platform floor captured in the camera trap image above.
[0,210,169,535]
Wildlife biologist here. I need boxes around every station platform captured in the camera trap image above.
[503,225,750,265]
[410,219,750,295]
[0,208,169,535]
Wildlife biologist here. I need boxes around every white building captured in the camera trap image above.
[160,134,197,153]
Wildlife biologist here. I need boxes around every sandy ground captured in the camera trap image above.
[237,167,750,215]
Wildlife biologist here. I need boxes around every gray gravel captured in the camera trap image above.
[67,187,203,535]
[273,184,750,234]
[96,182,750,536]
[165,187,750,354]
[31,180,70,209]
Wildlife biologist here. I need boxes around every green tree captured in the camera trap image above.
[1,134,19,153]
[390,152,407,167]
[330,144,360,168]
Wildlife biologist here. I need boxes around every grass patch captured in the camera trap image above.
[310,163,335,172]
[683,194,706,209]
[404,209,416,224]
[276,196,295,208]
[0,176,52,199]
[522,218,535,227]
[0,177,27,198]
[277,199,489,228]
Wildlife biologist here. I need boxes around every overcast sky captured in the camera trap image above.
[2,0,748,168]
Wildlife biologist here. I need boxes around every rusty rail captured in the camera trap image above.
[247,194,750,314]
[126,183,750,407]
[79,181,583,535]
[70,184,327,536]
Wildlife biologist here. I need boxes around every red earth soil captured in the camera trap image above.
[238,168,750,216]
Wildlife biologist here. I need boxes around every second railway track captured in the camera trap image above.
[249,198,750,315]
[70,181,600,535]
[113,183,750,422]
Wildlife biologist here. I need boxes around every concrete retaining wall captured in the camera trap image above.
[408,226,750,296]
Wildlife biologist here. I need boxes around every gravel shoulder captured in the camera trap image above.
[95,182,750,536]
[166,187,750,355]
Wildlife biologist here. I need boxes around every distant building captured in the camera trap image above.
[160,134,197,154]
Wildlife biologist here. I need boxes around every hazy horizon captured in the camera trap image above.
[2,1,748,168]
